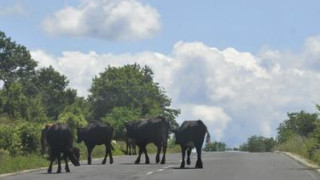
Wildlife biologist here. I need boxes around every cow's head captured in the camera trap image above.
[76,128,85,143]
[73,147,80,161]
[172,129,181,144]
[124,121,134,137]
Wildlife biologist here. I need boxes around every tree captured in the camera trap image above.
[0,31,37,91]
[204,141,226,151]
[101,107,140,139]
[89,64,179,129]
[246,136,276,152]
[277,111,318,143]
[34,66,77,120]
[58,104,87,136]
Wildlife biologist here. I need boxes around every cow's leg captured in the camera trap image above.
[47,152,56,173]
[155,143,161,163]
[187,147,192,165]
[63,152,70,172]
[102,144,108,164]
[126,142,129,155]
[144,145,150,164]
[133,145,136,155]
[135,146,142,164]
[180,145,186,168]
[108,144,113,164]
[87,145,94,165]
[195,145,203,168]
[160,143,167,164]
[57,153,62,173]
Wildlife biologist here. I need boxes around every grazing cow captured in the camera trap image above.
[77,121,114,165]
[173,120,210,169]
[125,116,169,164]
[45,123,80,173]
[125,137,136,155]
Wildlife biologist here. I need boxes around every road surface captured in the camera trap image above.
[2,152,320,180]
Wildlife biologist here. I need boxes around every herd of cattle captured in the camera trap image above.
[41,116,211,173]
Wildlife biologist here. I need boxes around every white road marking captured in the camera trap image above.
[146,172,153,175]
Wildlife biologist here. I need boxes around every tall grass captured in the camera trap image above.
[275,135,320,164]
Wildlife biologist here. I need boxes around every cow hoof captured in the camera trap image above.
[187,160,191,165]
[160,160,165,164]
[110,159,114,164]
[66,169,70,173]
[135,160,140,164]
[145,160,150,164]
[180,165,185,169]
[102,161,106,164]
[195,162,203,169]
[47,169,52,174]
[57,170,61,174]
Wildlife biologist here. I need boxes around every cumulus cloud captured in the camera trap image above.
[42,0,161,41]
[0,2,25,17]
[31,35,320,146]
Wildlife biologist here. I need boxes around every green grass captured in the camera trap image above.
[0,154,48,175]
[275,135,320,165]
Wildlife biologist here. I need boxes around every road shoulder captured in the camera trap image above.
[280,151,320,173]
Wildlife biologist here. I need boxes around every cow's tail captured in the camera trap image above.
[111,144,115,151]
[67,149,80,166]
[205,129,211,144]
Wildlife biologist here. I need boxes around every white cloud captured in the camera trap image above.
[31,35,320,147]
[191,105,231,141]
[42,0,161,41]
[0,2,25,17]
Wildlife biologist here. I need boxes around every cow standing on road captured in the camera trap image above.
[125,137,136,155]
[125,116,169,164]
[45,123,80,173]
[77,121,114,165]
[173,120,210,169]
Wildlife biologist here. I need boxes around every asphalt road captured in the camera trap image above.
[2,152,320,180]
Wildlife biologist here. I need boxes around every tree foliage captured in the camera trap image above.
[34,66,77,120]
[89,64,180,131]
[0,31,37,91]
[240,136,276,152]
[277,111,318,143]
[204,141,227,151]
[101,107,140,139]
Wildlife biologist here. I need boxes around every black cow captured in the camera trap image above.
[41,124,80,161]
[77,121,114,165]
[45,123,80,173]
[125,116,169,164]
[173,120,211,169]
[125,137,136,155]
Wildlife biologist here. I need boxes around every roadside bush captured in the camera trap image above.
[0,125,21,155]
[17,123,42,154]
[276,135,317,159]
[0,148,9,160]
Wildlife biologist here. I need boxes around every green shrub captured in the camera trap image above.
[17,123,42,154]
[0,148,9,160]
[0,125,21,155]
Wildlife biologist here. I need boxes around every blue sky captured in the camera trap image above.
[1,0,320,147]
[1,0,320,55]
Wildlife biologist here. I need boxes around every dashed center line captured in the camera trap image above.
[145,165,174,176]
